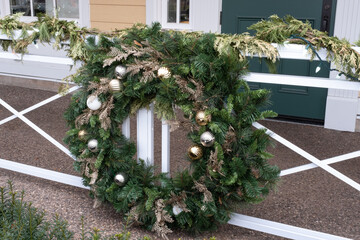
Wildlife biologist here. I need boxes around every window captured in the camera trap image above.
[1,0,90,27]
[9,0,79,19]
[162,0,191,29]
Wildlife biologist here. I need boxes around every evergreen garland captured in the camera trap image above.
[249,15,360,80]
[1,14,360,238]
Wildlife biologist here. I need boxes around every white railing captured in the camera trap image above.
[1,43,359,240]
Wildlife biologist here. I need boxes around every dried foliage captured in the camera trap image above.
[174,75,204,101]
[167,191,190,213]
[152,199,174,240]
[99,96,114,130]
[223,125,236,153]
[193,177,213,203]
[214,34,279,62]
[87,78,111,97]
[209,148,225,176]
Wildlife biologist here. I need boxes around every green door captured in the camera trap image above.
[222,0,337,121]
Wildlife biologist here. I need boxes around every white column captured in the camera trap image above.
[324,88,358,132]
[146,0,161,25]
[324,0,360,131]
[191,0,222,33]
[137,105,154,165]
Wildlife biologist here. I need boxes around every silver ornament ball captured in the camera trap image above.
[172,205,183,215]
[88,139,98,152]
[109,79,122,92]
[115,65,127,79]
[200,131,215,147]
[157,67,171,79]
[114,172,127,186]
[86,95,102,111]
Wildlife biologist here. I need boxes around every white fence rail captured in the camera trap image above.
[0,43,359,240]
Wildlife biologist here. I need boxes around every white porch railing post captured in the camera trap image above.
[136,105,154,165]
[122,117,130,139]
[161,120,170,175]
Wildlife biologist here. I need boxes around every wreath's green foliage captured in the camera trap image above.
[62,23,280,235]
[249,15,360,80]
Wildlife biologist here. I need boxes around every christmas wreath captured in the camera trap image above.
[1,13,359,238]
[63,23,281,237]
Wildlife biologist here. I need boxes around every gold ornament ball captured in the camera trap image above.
[114,172,127,186]
[200,131,215,147]
[115,65,127,79]
[188,145,203,160]
[109,79,122,92]
[78,130,87,141]
[157,67,171,79]
[88,139,98,152]
[195,111,211,126]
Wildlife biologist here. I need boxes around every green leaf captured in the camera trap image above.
[144,188,160,211]
[222,172,238,186]
[95,149,105,169]
[90,115,97,128]
[99,128,110,140]
[66,128,78,136]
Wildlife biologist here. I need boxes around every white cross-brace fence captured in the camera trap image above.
[0,39,359,240]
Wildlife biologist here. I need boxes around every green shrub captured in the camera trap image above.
[0,181,215,240]
[0,181,156,240]
[0,181,73,239]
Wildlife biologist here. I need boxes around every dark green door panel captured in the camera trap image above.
[248,59,329,120]
[222,0,337,121]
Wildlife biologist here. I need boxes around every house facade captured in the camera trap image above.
[0,0,359,131]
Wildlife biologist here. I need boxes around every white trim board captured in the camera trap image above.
[271,43,328,60]
[0,86,80,126]
[0,52,74,65]
[0,158,88,190]
[246,73,360,91]
[0,72,72,82]
[228,213,351,240]
[0,98,75,160]
[281,150,360,176]
[253,122,360,192]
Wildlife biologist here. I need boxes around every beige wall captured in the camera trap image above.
[90,0,146,31]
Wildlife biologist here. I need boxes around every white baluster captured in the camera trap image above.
[136,104,154,165]
[161,120,170,175]
[122,117,130,139]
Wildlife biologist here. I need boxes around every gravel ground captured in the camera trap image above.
[0,84,359,239]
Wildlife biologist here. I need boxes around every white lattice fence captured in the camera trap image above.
[0,43,359,240]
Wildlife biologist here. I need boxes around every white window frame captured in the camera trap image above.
[1,0,90,27]
[161,0,193,30]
